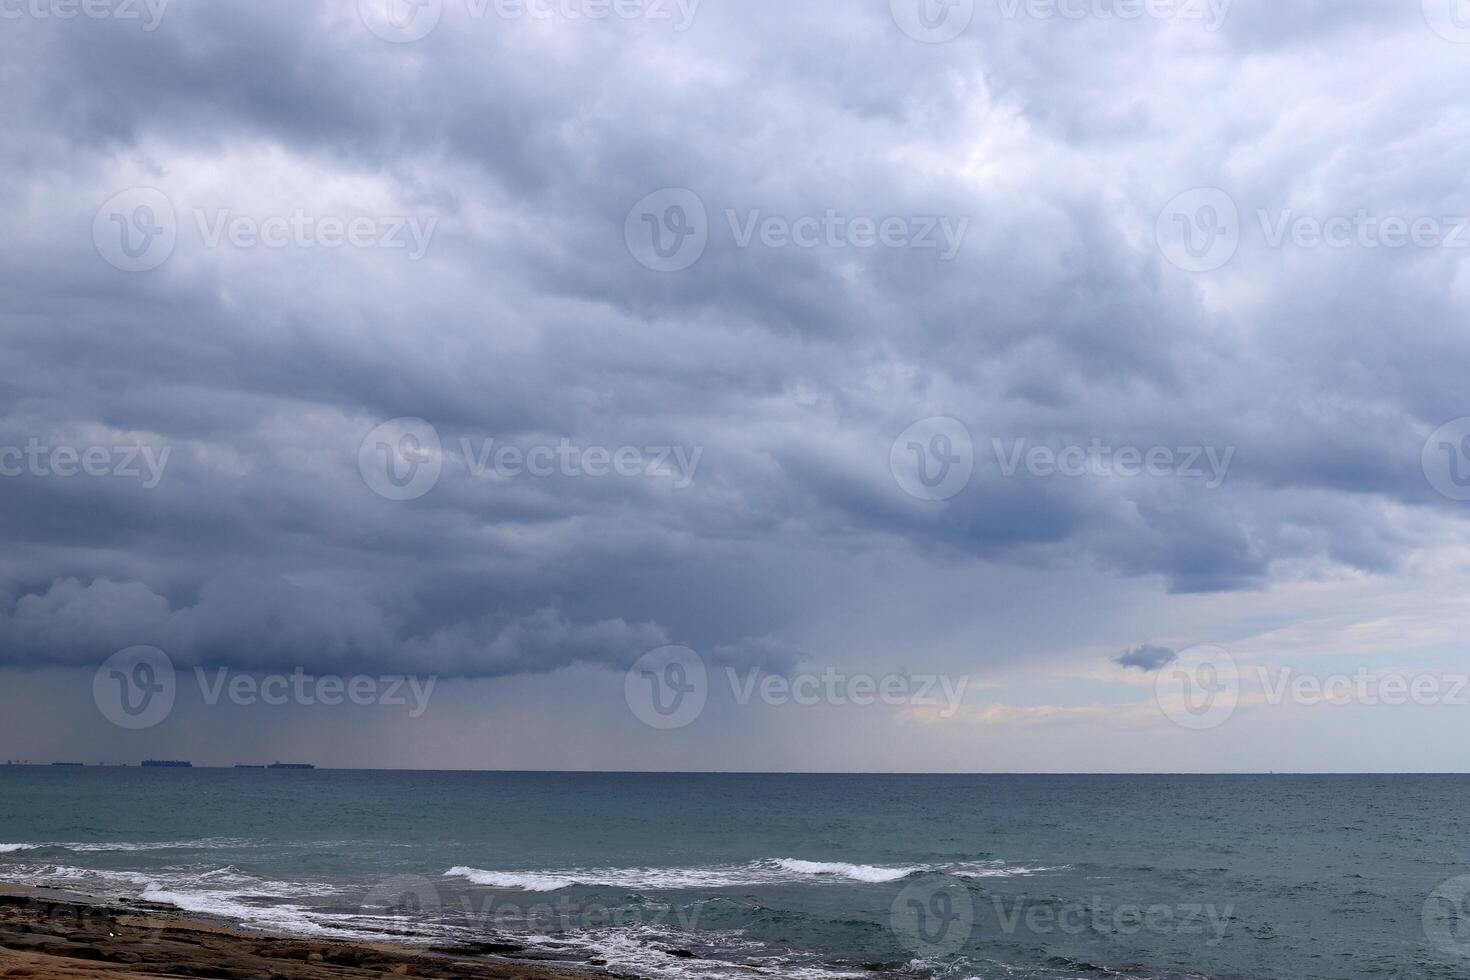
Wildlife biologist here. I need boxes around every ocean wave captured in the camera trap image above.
[951,860,1068,878]
[6,864,344,909]
[68,840,241,853]
[179,867,341,898]
[134,878,463,943]
[569,924,872,980]
[0,839,255,854]
[0,860,1041,980]
[444,857,1053,892]
[443,860,900,891]
[12,864,869,980]
[0,864,463,946]
[5,864,163,890]
[139,885,342,937]
[773,859,916,883]
[443,868,576,892]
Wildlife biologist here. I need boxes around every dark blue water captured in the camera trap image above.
[2,769,1468,979]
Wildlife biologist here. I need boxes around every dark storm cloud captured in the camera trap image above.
[1114,645,1177,672]
[0,0,1466,678]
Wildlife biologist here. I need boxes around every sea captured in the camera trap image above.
[1,768,1467,980]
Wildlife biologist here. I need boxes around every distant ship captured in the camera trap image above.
[141,760,193,768]
[50,762,83,767]
[267,762,315,770]
[234,764,266,769]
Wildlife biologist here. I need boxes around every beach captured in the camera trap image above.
[0,885,597,980]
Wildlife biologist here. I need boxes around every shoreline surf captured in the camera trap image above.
[0,883,605,980]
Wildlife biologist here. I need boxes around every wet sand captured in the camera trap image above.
[0,885,603,980]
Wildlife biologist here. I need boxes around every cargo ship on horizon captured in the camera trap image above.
[141,760,193,768]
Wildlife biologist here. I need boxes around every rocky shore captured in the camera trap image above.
[0,887,599,980]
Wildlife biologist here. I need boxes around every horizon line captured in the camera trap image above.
[6,764,1470,776]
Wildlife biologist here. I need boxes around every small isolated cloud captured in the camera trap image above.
[1114,645,1178,672]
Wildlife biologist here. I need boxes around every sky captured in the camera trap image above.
[2,0,1470,772]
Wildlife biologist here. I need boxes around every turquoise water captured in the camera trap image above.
[2,769,1468,979]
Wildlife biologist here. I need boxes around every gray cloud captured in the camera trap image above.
[1113,645,1178,672]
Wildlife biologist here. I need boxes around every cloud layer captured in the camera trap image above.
[2,0,1468,690]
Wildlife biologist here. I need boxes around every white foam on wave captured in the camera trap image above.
[198,866,245,881]
[139,885,333,934]
[773,859,916,883]
[955,861,1070,879]
[183,867,341,899]
[545,925,871,980]
[444,863,776,892]
[7,863,338,901]
[138,877,470,944]
[6,864,162,890]
[6,862,386,945]
[68,838,257,853]
[442,857,1033,892]
[0,838,254,854]
[444,867,576,892]
[1,864,334,938]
